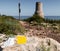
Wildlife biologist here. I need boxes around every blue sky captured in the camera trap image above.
[0,0,60,16]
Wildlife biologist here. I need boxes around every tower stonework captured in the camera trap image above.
[35,2,44,18]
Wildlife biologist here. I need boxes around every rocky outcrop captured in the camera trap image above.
[2,36,60,51]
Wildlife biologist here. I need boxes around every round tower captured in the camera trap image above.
[35,2,44,18]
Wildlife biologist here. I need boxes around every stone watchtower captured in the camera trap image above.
[35,2,44,18]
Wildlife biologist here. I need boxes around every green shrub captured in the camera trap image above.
[24,14,45,24]
[24,14,60,24]
[0,16,25,35]
[40,41,51,51]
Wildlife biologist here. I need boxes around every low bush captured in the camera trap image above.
[0,16,25,35]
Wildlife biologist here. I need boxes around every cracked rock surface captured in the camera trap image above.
[2,36,60,51]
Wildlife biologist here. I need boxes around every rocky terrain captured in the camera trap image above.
[0,21,60,51]
[1,36,60,51]
[20,21,60,43]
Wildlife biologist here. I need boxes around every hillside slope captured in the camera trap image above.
[0,16,25,35]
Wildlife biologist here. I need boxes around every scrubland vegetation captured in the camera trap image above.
[0,15,25,35]
[24,14,60,24]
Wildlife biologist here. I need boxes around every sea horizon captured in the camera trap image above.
[13,16,60,20]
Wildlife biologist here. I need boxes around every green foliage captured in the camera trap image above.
[0,16,25,35]
[47,47,51,51]
[45,18,60,24]
[0,38,2,43]
[41,42,46,51]
[24,14,44,24]
[24,14,60,24]
[40,41,51,51]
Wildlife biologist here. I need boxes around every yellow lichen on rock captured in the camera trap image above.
[16,35,27,44]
